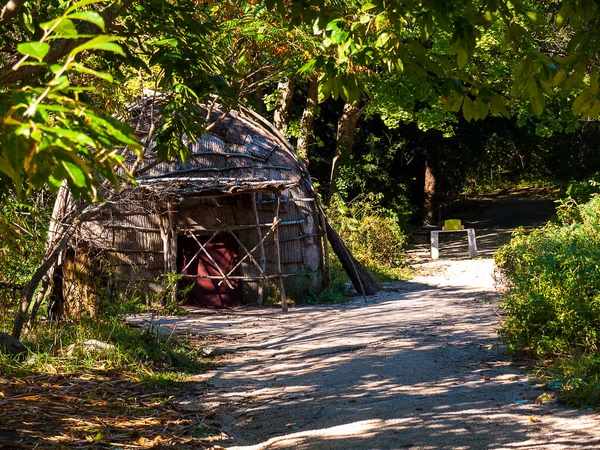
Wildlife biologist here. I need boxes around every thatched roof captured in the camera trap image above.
[126,97,308,198]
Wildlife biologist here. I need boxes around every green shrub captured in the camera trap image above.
[556,174,600,224]
[327,192,409,280]
[496,196,600,406]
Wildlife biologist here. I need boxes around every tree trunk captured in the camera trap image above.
[11,200,108,340]
[273,77,296,134]
[329,101,366,202]
[296,76,319,162]
[423,158,437,226]
[253,83,266,115]
[12,223,77,339]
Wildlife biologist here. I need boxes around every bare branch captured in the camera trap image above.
[0,0,25,27]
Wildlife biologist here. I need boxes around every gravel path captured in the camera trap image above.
[130,252,600,449]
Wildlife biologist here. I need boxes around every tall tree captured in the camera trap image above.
[273,77,296,133]
[296,76,319,161]
[329,100,367,200]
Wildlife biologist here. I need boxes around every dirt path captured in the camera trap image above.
[128,192,600,449]
[131,259,600,449]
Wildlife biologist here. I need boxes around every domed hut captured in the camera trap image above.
[53,99,332,311]
[47,97,378,316]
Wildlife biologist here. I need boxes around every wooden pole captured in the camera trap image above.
[323,219,379,296]
[167,203,178,303]
[273,192,287,312]
[160,212,170,273]
[315,197,332,288]
[430,230,439,260]
[467,228,478,258]
[251,193,266,306]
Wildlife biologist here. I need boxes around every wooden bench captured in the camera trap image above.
[430,228,478,259]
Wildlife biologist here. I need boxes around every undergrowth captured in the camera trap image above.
[327,192,410,282]
[462,175,559,197]
[496,195,600,407]
[304,192,410,305]
[0,317,209,385]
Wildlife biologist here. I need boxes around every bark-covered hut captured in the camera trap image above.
[53,98,333,311]
[45,97,378,317]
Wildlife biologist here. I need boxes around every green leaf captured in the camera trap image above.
[60,160,87,187]
[69,62,113,82]
[463,96,475,122]
[42,18,78,38]
[332,77,341,99]
[556,3,572,28]
[361,3,377,11]
[47,75,70,90]
[529,83,545,116]
[374,13,387,30]
[553,70,568,86]
[326,18,344,31]
[0,154,22,195]
[448,93,464,113]
[67,11,105,30]
[585,102,600,118]
[491,94,510,118]
[376,32,389,48]
[477,95,489,120]
[524,11,548,25]
[319,78,332,101]
[359,14,370,24]
[17,42,50,62]
[22,8,35,33]
[69,35,125,57]
[573,89,593,114]
[298,59,316,74]
[65,0,107,14]
[47,175,63,193]
[38,125,96,147]
[154,38,178,47]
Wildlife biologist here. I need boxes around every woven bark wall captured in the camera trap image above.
[63,104,326,306]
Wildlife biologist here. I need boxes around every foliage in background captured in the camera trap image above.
[0,0,141,201]
[0,192,49,304]
[555,175,600,225]
[496,196,600,406]
[327,192,409,281]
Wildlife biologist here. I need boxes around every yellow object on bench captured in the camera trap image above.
[444,219,462,231]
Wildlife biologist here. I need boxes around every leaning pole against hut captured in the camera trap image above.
[242,107,380,296]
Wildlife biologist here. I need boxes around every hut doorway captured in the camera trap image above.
[177,234,242,308]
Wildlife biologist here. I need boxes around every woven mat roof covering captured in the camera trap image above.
[128,97,305,197]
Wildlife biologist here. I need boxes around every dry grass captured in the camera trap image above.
[0,372,226,449]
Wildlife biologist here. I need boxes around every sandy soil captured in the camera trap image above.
[130,254,600,449]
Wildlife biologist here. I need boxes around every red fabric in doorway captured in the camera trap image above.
[178,234,242,308]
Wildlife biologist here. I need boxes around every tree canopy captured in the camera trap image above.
[1,0,600,202]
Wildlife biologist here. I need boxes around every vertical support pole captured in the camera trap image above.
[467,228,478,258]
[273,191,287,312]
[167,203,177,273]
[317,203,332,288]
[251,193,267,306]
[160,203,178,303]
[168,204,178,304]
[430,231,439,260]
[160,211,169,273]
